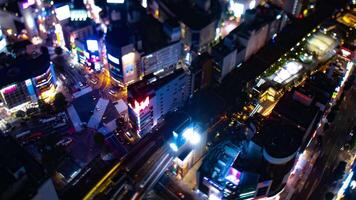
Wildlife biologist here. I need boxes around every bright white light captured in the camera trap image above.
[341,49,351,57]
[276,14,282,20]
[0,37,6,52]
[230,2,244,18]
[70,10,88,21]
[307,33,337,57]
[351,180,356,190]
[55,5,70,21]
[170,143,178,152]
[337,171,354,199]
[94,62,101,71]
[182,128,201,145]
[107,0,125,3]
[108,54,120,65]
[249,0,256,10]
[142,0,147,8]
[86,40,99,52]
[272,61,303,84]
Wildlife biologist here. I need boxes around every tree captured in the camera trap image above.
[53,92,67,112]
[38,99,53,115]
[26,107,38,116]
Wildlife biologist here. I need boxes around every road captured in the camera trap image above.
[293,76,356,200]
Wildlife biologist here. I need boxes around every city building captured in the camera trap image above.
[0,41,57,110]
[106,8,183,86]
[0,0,39,39]
[189,53,214,93]
[234,4,286,60]
[168,117,207,179]
[106,25,139,86]
[127,69,191,137]
[197,141,242,199]
[228,0,261,18]
[269,0,304,17]
[153,0,221,53]
[138,17,182,77]
[211,37,245,83]
[63,19,95,51]
[0,136,59,200]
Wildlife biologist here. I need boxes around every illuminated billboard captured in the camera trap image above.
[225,167,241,185]
[122,52,137,81]
[55,5,71,21]
[129,96,149,115]
[86,40,99,52]
[108,54,120,65]
[1,84,17,95]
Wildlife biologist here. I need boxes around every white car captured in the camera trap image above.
[90,77,98,85]
[56,137,73,147]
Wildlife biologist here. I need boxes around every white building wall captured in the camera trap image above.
[219,49,237,82]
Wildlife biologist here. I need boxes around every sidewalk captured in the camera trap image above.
[67,105,83,132]
[87,98,109,129]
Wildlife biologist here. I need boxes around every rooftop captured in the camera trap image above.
[211,40,236,61]
[105,24,134,48]
[128,68,186,103]
[158,0,221,30]
[261,120,303,158]
[0,43,51,88]
[199,141,240,189]
[273,90,321,130]
[136,15,171,54]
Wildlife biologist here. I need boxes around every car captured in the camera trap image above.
[56,137,73,147]
[124,131,134,142]
[109,89,117,96]
[21,132,43,143]
[177,192,185,199]
[90,78,98,85]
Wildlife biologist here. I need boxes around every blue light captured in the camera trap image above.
[169,143,178,152]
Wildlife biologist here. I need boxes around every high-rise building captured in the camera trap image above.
[153,0,221,54]
[106,25,139,86]
[127,69,191,137]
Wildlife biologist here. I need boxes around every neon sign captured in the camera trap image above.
[129,96,150,114]
[108,54,120,65]
[225,167,241,185]
[1,84,17,94]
